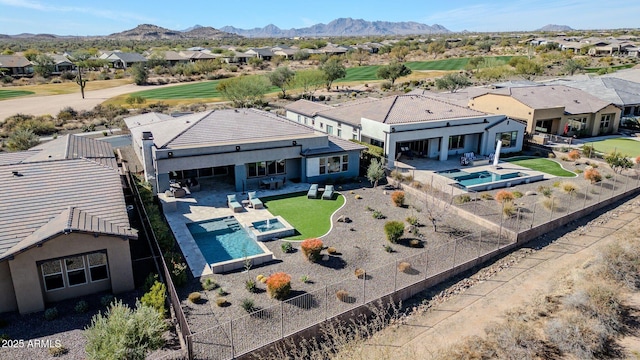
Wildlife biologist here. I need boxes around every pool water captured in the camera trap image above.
[436,168,470,179]
[455,170,524,187]
[187,217,264,264]
[252,218,285,233]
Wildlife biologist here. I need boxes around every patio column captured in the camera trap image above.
[234,164,246,192]
[439,135,449,161]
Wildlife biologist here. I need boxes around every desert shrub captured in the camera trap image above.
[201,277,217,291]
[541,197,557,211]
[604,173,612,179]
[582,144,595,157]
[584,168,602,183]
[281,242,293,253]
[561,182,578,194]
[216,298,229,307]
[455,194,471,204]
[245,279,257,293]
[397,262,411,273]
[384,244,394,253]
[495,190,514,204]
[403,174,414,182]
[484,321,546,360]
[574,169,583,174]
[142,273,158,293]
[384,221,404,243]
[140,281,167,316]
[354,194,362,199]
[545,311,609,359]
[548,152,556,158]
[537,186,553,197]
[336,290,349,302]
[85,300,166,360]
[241,298,256,313]
[560,156,569,161]
[188,292,202,304]
[49,345,68,357]
[327,247,337,254]
[266,272,292,300]
[597,240,640,290]
[168,256,187,287]
[411,181,423,189]
[390,169,404,181]
[372,210,385,219]
[256,274,265,282]
[563,282,623,333]
[410,239,421,248]
[480,193,493,200]
[568,149,581,161]
[502,201,516,218]
[512,191,523,198]
[100,295,115,307]
[391,191,405,207]
[354,268,365,279]
[75,300,89,314]
[44,307,58,321]
[405,216,419,226]
[300,275,310,283]
[217,288,227,296]
[300,238,323,262]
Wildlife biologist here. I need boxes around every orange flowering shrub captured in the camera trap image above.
[495,190,515,204]
[391,191,405,207]
[266,272,291,300]
[584,168,602,184]
[300,238,323,262]
[568,149,581,161]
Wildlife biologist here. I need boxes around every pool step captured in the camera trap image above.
[223,218,242,231]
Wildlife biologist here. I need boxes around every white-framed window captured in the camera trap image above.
[247,160,285,178]
[65,256,87,287]
[448,135,465,150]
[297,115,302,123]
[495,131,518,148]
[337,129,342,137]
[567,117,587,132]
[318,154,348,174]
[42,259,64,291]
[352,133,358,140]
[326,125,333,135]
[88,253,109,282]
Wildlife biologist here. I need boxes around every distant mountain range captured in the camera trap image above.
[536,24,574,32]
[107,24,241,40]
[220,18,451,37]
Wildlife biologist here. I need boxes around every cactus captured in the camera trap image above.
[76,69,87,99]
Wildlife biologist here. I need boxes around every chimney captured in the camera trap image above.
[141,132,156,193]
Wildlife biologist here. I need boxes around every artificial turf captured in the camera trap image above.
[0,89,35,100]
[582,138,640,157]
[261,191,345,240]
[504,157,576,177]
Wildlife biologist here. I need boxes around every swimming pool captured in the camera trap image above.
[187,217,265,264]
[249,216,296,241]
[253,218,286,232]
[455,171,524,187]
[435,168,470,179]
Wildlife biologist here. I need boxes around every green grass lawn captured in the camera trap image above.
[0,89,35,100]
[130,79,280,100]
[583,138,640,157]
[262,191,345,240]
[504,156,576,177]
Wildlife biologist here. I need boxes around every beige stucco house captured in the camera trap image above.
[469,85,621,137]
[0,135,136,314]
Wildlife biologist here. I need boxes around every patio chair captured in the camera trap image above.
[227,194,243,213]
[307,184,319,199]
[248,191,264,209]
[322,184,335,200]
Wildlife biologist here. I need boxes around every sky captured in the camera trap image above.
[0,0,638,36]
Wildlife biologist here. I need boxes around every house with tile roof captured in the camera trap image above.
[469,85,621,137]
[100,51,148,69]
[0,55,33,77]
[0,135,136,314]
[286,94,525,166]
[124,109,365,194]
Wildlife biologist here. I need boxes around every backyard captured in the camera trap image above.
[582,137,640,157]
[504,156,576,177]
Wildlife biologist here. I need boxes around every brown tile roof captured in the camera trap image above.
[0,158,135,260]
[284,99,332,117]
[0,55,32,68]
[484,85,612,114]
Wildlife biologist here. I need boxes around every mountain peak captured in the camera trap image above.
[536,24,574,32]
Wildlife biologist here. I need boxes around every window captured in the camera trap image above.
[42,260,64,291]
[337,129,342,137]
[352,134,358,140]
[448,135,465,150]
[311,119,315,126]
[600,114,612,129]
[318,154,348,174]
[320,123,324,129]
[247,160,285,178]
[326,125,333,135]
[495,131,518,148]
[88,253,109,282]
[65,256,87,287]
[297,115,302,123]
[567,117,588,132]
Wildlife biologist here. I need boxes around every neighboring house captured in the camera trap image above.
[319,45,349,56]
[0,135,136,314]
[469,85,621,137]
[102,51,148,69]
[0,55,33,76]
[245,48,274,61]
[178,50,219,63]
[153,50,190,66]
[286,94,526,166]
[271,45,297,59]
[50,54,74,74]
[124,109,365,194]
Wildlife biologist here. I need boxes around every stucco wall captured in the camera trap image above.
[0,261,17,313]
[7,233,134,314]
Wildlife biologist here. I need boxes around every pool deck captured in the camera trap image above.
[159,179,311,277]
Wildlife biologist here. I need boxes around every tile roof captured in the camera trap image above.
[28,134,117,168]
[361,95,487,124]
[409,88,491,107]
[301,136,366,156]
[545,77,640,106]
[108,52,148,63]
[312,97,382,126]
[0,158,135,260]
[284,99,333,117]
[0,55,32,68]
[485,85,612,114]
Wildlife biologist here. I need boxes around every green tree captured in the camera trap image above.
[267,66,295,98]
[320,57,346,90]
[435,73,472,93]
[23,48,40,61]
[33,54,55,78]
[366,158,385,188]
[604,151,633,174]
[130,63,148,85]
[390,46,410,62]
[216,75,271,107]
[248,57,264,70]
[465,56,485,72]
[376,62,412,85]
[348,48,369,66]
[563,59,585,75]
[427,41,447,58]
[294,69,325,99]
[293,50,310,61]
[5,128,40,151]
[509,57,544,80]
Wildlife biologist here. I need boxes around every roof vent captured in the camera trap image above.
[574,99,580,103]
[142,131,153,140]
[12,171,23,177]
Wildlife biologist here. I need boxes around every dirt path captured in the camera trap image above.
[352,195,640,359]
[0,82,182,120]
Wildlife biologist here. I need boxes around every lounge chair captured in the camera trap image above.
[248,191,263,209]
[307,184,319,199]
[322,185,335,200]
[227,194,243,213]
